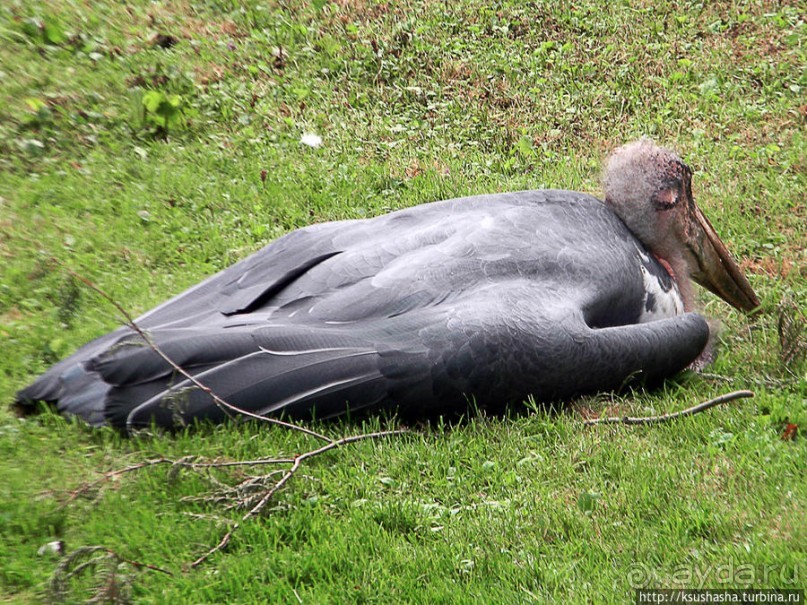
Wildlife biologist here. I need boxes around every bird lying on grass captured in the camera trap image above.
[16,139,759,430]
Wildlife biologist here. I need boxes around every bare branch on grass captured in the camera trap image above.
[62,428,408,570]
[582,390,754,426]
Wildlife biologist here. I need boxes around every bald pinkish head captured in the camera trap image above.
[603,139,759,313]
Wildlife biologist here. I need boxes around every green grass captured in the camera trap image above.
[0,0,804,602]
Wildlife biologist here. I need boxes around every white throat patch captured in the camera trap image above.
[635,244,685,322]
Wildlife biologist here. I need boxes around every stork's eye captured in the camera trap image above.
[652,179,682,210]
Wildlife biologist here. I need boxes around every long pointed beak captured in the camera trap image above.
[686,205,760,313]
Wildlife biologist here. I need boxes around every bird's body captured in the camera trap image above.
[16,141,758,430]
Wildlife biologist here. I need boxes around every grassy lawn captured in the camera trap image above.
[0,0,804,602]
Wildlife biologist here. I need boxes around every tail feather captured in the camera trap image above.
[54,363,110,427]
[16,328,128,405]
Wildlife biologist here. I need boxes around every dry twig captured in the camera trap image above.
[582,390,754,426]
[62,457,174,506]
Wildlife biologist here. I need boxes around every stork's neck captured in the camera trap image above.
[660,250,696,311]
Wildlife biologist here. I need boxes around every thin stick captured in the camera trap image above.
[188,523,239,569]
[62,458,174,506]
[57,545,172,576]
[243,429,409,519]
[185,457,297,468]
[56,262,332,443]
[582,390,754,426]
[62,455,306,508]
[100,546,173,576]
